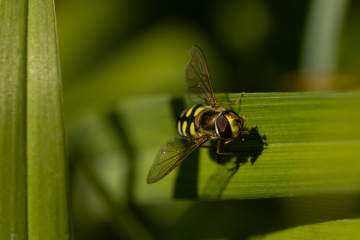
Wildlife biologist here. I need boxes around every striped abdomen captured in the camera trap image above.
[177,105,205,138]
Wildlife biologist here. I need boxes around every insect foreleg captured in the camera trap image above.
[218,92,245,106]
[216,139,241,165]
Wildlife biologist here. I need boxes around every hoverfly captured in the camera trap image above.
[147,45,246,184]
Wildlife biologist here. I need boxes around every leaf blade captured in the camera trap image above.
[0,1,28,239]
[115,92,360,202]
[252,219,360,240]
[27,0,72,239]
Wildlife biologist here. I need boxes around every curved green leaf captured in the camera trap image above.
[0,1,28,239]
[27,0,72,239]
[114,92,360,202]
[0,0,72,239]
[252,219,360,240]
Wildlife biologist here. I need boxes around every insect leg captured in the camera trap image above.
[224,138,236,144]
[218,92,245,106]
[216,139,241,165]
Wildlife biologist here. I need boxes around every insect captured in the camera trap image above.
[147,45,247,184]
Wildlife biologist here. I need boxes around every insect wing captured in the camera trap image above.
[147,135,208,184]
[185,45,217,107]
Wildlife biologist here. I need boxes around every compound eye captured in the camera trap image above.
[215,114,233,139]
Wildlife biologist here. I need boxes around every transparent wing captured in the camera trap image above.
[147,134,208,184]
[185,45,217,107]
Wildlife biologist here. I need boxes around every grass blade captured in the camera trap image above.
[0,1,28,239]
[252,218,360,240]
[27,0,72,239]
[114,92,360,202]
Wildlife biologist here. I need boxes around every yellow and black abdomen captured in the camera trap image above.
[177,105,205,138]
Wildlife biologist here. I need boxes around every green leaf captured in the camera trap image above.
[114,92,360,203]
[0,0,72,239]
[251,218,360,240]
[27,0,72,239]
[0,1,27,239]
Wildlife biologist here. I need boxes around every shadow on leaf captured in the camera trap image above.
[201,126,267,199]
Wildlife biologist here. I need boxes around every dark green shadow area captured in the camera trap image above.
[173,150,200,199]
[109,112,135,199]
[202,126,267,199]
[207,125,268,166]
[109,112,160,238]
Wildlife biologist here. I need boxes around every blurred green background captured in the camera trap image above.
[55,0,360,239]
